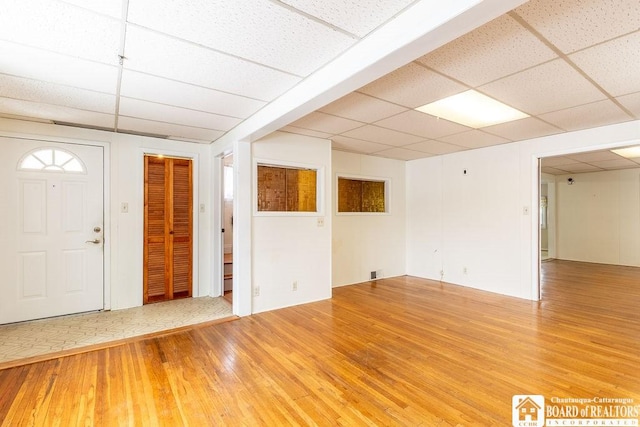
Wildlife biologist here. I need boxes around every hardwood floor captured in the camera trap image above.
[1,260,639,425]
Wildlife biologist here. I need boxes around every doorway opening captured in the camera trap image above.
[222,154,234,304]
[537,144,640,300]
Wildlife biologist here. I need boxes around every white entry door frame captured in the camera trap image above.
[0,136,110,324]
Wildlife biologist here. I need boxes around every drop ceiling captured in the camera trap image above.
[0,0,638,163]
[541,148,640,175]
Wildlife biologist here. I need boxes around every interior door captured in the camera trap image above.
[144,155,193,303]
[0,138,104,324]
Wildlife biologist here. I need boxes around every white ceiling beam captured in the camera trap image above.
[212,0,528,152]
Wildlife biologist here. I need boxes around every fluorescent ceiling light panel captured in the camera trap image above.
[415,90,529,128]
[611,146,640,158]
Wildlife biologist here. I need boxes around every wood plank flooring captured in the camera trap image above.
[1,260,639,425]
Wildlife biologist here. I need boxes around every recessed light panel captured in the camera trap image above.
[415,90,529,128]
[611,146,640,159]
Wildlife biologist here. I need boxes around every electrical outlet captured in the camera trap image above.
[463,267,468,275]
[317,217,324,227]
[292,281,298,291]
[253,287,260,297]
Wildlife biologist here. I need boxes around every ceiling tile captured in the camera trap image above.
[0,74,115,114]
[331,135,394,154]
[279,0,414,37]
[340,125,424,146]
[514,0,640,54]
[119,98,241,131]
[61,0,123,18]
[117,116,224,142]
[542,156,578,167]
[288,112,363,134]
[120,71,265,118]
[403,140,465,155]
[319,92,407,123]
[373,147,430,161]
[0,97,114,128]
[0,41,119,94]
[124,26,301,101]
[569,32,640,97]
[0,0,121,65]
[556,163,603,173]
[617,92,640,117]
[588,158,640,170]
[418,14,557,87]
[482,117,562,142]
[564,150,621,163]
[541,166,570,175]
[358,63,467,108]
[479,59,606,115]
[374,110,470,139]
[539,99,633,132]
[127,0,355,76]
[437,130,510,149]
[279,126,334,139]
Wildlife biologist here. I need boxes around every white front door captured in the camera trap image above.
[0,138,104,324]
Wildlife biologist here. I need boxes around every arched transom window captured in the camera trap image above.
[19,148,86,173]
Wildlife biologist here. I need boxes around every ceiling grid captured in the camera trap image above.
[0,0,637,163]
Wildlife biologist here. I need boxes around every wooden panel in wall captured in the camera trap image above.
[362,181,385,212]
[294,169,317,212]
[338,177,385,213]
[338,178,363,213]
[144,156,192,304]
[257,166,286,211]
[258,165,317,212]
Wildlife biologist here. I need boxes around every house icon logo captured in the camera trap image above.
[512,395,545,427]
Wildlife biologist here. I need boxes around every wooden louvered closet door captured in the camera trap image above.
[144,156,193,304]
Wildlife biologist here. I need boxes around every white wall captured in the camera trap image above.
[540,173,558,258]
[223,200,233,253]
[332,151,406,287]
[111,133,212,309]
[251,131,332,313]
[0,118,214,311]
[407,143,524,298]
[556,168,640,266]
[407,120,640,300]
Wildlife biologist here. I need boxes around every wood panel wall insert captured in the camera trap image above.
[257,165,317,212]
[338,177,385,213]
[144,156,193,304]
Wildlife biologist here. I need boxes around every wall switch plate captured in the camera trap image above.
[121,202,129,213]
[317,217,324,227]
